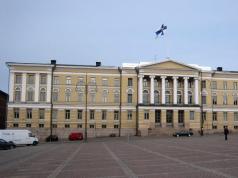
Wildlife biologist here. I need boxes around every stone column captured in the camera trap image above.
[194,78,199,105]
[173,76,178,104]
[138,75,143,104]
[184,77,188,104]
[21,73,27,102]
[47,73,52,102]
[34,73,40,102]
[150,75,155,104]
[161,76,166,104]
[9,72,14,102]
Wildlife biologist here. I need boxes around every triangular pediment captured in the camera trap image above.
[141,60,198,71]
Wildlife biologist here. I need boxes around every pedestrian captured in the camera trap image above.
[224,126,229,141]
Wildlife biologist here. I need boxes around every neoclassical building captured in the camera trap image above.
[6,59,238,139]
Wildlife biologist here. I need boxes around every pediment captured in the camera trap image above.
[141,60,198,71]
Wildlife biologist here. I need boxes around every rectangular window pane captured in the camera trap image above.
[102,110,107,120]
[53,76,59,85]
[90,110,95,120]
[114,111,119,120]
[202,80,206,89]
[144,110,149,120]
[128,78,133,87]
[223,112,227,121]
[234,112,238,121]
[52,109,57,120]
[39,109,45,119]
[26,109,32,119]
[14,108,19,119]
[65,110,70,119]
[15,74,22,84]
[213,112,217,121]
[27,74,35,84]
[40,74,47,84]
[127,110,132,120]
[78,110,82,119]
[190,111,195,120]
[114,78,120,87]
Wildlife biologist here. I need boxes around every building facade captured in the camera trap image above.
[6,60,238,139]
[0,90,8,129]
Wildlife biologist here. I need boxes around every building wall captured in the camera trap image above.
[0,91,8,129]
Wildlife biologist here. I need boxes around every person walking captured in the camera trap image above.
[224,126,229,141]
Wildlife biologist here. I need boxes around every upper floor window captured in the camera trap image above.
[15,87,21,102]
[26,109,32,119]
[178,80,182,88]
[78,77,84,85]
[27,74,35,84]
[202,95,206,105]
[211,81,217,89]
[212,93,217,105]
[102,110,107,120]
[114,78,120,87]
[202,80,206,89]
[144,110,149,120]
[127,89,133,103]
[53,76,59,85]
[65,110,70,119]
[65,89,71,102]
[188,81,193,88]
[39,109,45,119]
[223,112,228,121]
[165,80,170,88]
[102,78,108,86]
[127,110,132,120]
[78,93,84,103]
[188,91,193,104]
[52,89,58,102]
[66,77,71,85]
[154,79,159,87]
[90,110,95,120]
[15,74,22,84]
[212,112,217,121]
[154,90,160,104]
[114,91,120,103]
[89,92,96,103]
[52,109,57,120]
[234,94,238,105]
[234,112,238,121]
[128,78,133,87]
[39,88,46,102]
[223,94,228,105]
[143,79,148,87]
[90,77,96,85]
[40,74,47,84]
[14,108,19,119]
[102,90,108,103]
[78,110,82,119]
[223,81,227,90]
[143,90,149,104]
[234,82,238,90]
[114,110,119,120]
[27,88,34,101]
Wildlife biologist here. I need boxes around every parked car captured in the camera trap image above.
[69,132,83,141]
[0,139,16,150]
[173,130,193,137]
[45,135,59,142]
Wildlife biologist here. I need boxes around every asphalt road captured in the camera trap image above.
[1,134,238,178]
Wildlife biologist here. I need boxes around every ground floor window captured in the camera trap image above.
[155,110,161,123]
[190,111,195,120]
[114,124,119,128]
[144,110,149,120]
[14,108,19,119]
[52,124,57,128]
[102,124,107,128]
[212,125,217,129]
[13,123,19,127]
[90,124,95,128]
[166,110,173,124]
[77,124,82,128]
[39,124,44,128]
[65,124,70,128]
[178,110,184,124]
[26,123,31,128]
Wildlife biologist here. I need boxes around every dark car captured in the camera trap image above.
[69,132,83,141]
[0,139,16,150]
[45,135,59,142]
[173,130,193,137]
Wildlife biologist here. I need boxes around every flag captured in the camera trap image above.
[155,24,167,37]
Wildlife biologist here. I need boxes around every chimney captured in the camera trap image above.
[51,60,56,65]
[96,61,101,67]
[217,67,223,71]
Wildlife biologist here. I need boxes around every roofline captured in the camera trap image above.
[6,62,54,68]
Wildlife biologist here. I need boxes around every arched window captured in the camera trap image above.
[165,91,171,104]
[177,91,182,104]
[15,87,21,102]
[102,90,108,103]
[188,91,193,104]
[27,88,34,101]
[65,89,71,102]
[154,90,159,104]
[39,88,46,102]
[143,90,149,104]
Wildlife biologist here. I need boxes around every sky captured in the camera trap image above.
[1,0,238,93]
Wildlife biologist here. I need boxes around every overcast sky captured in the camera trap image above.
[1,0,238,93]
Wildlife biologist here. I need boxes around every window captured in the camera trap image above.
[188,81,193,88]
[223,94,228,105]
[143,79,148,87]
[14,108,19,119]
[52,109,57,120]
[78,124,82,128]
[143,90,149,104]
[178,110,184,124]
[165,91,171,104]
[127,110,132,120]
[234,94,238,105]
[102,110,107,120]
[114,110,119,120]
[102,90,108,103]
[114,91,120,103]
[15,88,21,102]
[188,91,193,104]
[40,74,47,84]
[78,93,84,103]
[65,89,71,102]
[165,80,170,88]
[178,81,182,88]
[89,93,96,103]
[155,110,161,123]
[102,78,108,86]
[234,125,238,129]
[52,89,58,102]
[234,82,237,90]
[202,80,206,89]
[102,124,107,128]
[26,124,31,128]
[114,78,120,87]
[39,124,44,128]
[223,112,228,121]
[13,123,19,128]
[27,74,35,84]
[65,110,70,119]
[234,112,238,121]
[90,77,96,85]
[27,88,34,101]
[177,91,182,104]
[52,124,57,128]
[212,94,217,105]
[213,112,217,121]
[90,110,95,120]
[154,79,159,87]
[202,96,206,104]
[26,109,32,119]
[53,76,59,85]
[15,74,22,84]
[39,109,45,119]
[211,81,217,89]
[212,125,217,129]
[78,110,82,120]
[114,124,119,128]
[128,78,133,87]
[65,124,70,128]
[166,110,173,123]
[127,89,133,103]
[66,77,71,85]
[78,77,84,85]
[202,112,206,121]
[154,90,159,104]
[190,111,195,120]
[223,81,227,90]
[39,88,46,102]
[144,110,149,120]
[90,124,95,128]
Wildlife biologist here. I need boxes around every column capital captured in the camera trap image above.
[160,76,167,79]
[149,75,155,79]
[138,74,144,78]
[194,77,199,80]
[183,76,189,80]
[172,76,179,80]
